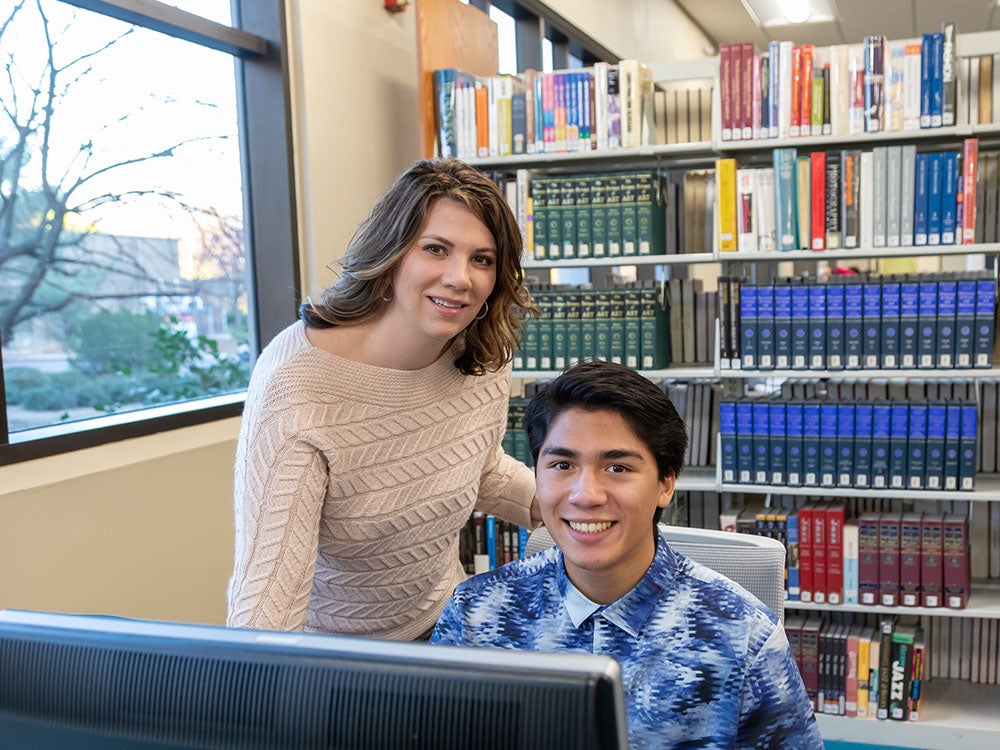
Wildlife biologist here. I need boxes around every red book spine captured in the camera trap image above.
[920,513,944,607]
[720,44,733,141]
[845,628,860,718]
[812,500,828,603]
[799,503,815,602]
[800,44,814,135]
[810,151,827,250]
[858,513,881,605]
[791,45,803,135]
[899,512,924,606]
[961,137,979,243]
[826,502,848,604]
[752,54,762,139]
[741,41,754,139]
[879,512,902,606]
[732,43,743,141]
[801,619,822,710]
[943,513,969,609]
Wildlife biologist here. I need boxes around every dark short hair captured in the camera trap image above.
[524,360,688,527]
[300,158,535,375]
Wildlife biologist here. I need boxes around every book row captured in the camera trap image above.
[784,616,926,721]
[432,60,661,161]
[528,171,668,260]
[513,283,672,371]
[717,140,980,254]
[720,23,957,142]
[718,272,997,371]
[720,399,978,492]
[459,512,529,576]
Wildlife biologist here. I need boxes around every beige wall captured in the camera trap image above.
[0,0,708,626]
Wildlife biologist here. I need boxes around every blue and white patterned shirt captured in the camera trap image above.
[432,531,823,749]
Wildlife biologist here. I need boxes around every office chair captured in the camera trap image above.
[524,524,787,622]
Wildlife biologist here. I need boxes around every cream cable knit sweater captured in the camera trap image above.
[226,321,535,641]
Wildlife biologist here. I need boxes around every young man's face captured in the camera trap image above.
[535,407,675,605]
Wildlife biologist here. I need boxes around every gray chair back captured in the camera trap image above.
[524,524,786,622]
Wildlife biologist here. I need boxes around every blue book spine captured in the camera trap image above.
[872,403,892,488]
[844,544,859,605]
[854,404,874,488]
[975,276,996,368]
[918,279,939,369]
[485,515,497,569]
[534,74,545,153]
[936,279,957,368]
[956,278,977,368]
[774,148,799,250]
[820,403,839,487]
[518,526,529,558]
[773,282,793,369]
[720,401,738,483]
[907,404,928,490]
[931,32,944,127]
[941,152,958,244]
[836,403,855,488]
[753,401,771,484]
[927,153,943,245]
[786,402,804,487]
[889,404,909,489]
[944,403,962,490]
[786,512,800,600]
[769,402,787,485]
[899,280,920,368]
[959,403,977,490]
[736,401,755,483]
[791,282,811,370]
[920,34,933,128]
[826,282,846,370]
[808,284,827,369]
[756,283,776,370]
[802,403,821,487]
[880,279,901,369]
[925,403,947,490]
[862,280,882,369]
[844,280,864,369]
[741,283,759,369]
[768,41,781,138]
[914,153,929,245]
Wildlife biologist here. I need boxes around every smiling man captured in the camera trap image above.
[431,360,821,749]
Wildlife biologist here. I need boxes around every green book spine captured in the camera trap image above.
[594,288,612,361]
[609,290,626,364]
[550,289,568,370]
[635,171,665,256]
[545,177,562,260]
[605,175,623,257]
[531,178,548,261]
[560,178,577,260]
[518,310,539,370]
[564,289,582,367]
[624,287,642,368]
[575,176,593,258]
[590,176,608,258]
[579,286,597,361]
[620,172,639,256]
[639,283,669,369]
[535,290,554,371]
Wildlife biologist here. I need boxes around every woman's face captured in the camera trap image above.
[385,199,497,347]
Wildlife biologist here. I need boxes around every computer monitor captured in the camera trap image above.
[0,609,628,749]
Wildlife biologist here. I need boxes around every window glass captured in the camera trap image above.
[1,0,249,437]
[542,37,553,73]
[489,5,517,75]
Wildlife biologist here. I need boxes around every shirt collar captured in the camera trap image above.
[557,532,679,637]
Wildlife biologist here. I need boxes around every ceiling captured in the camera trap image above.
[675,0,1000,51]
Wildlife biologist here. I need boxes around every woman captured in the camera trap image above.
[227,158,539,641]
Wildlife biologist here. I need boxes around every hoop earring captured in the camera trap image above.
[381,286,393,303]
[475,301,489,321]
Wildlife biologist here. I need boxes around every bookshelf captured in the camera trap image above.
[428,10,1000,744]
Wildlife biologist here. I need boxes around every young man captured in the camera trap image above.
[432,360,822,749]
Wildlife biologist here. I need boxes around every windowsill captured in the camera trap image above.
[0,415,242,495]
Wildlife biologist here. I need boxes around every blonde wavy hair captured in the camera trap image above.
[300,158,536,375]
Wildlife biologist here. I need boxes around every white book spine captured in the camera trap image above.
[969,57,980,127]
[958,56,970,127]
[830,44,850,135]
[848,44,866,134]
[736,168,757,252]
[885,41,906,131]
[487,77,499,157]
[859,150,874,248]
[885,146,903,246]
[756,168,776,253]
[903,42,922,130]
[778,41,794,139]
[871,147,887,246]
[900,145,917,246]
[594,62,609,151]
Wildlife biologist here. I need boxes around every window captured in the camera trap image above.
[0,0,297,463]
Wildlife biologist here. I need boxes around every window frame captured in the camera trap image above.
[0,0,299,465]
